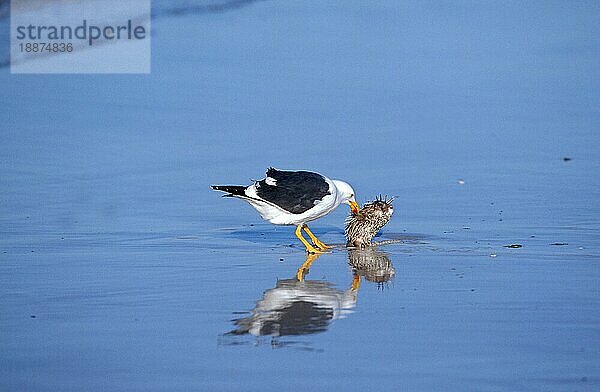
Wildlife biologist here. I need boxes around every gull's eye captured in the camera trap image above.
[350,193,354,198]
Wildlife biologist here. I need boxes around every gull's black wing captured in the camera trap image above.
[255,168,331,214]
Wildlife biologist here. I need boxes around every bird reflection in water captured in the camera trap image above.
[225,249,394,347]
[228,254,356,340]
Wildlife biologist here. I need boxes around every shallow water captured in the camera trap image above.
[1,1,599,391]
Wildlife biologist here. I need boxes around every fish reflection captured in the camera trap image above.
[228,249,395,340]
[347,248,395,289]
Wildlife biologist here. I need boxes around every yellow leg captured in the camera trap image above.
[302,224,330,250]
[351,274,362,291]
[295,225,324,254]
[296,253,322,281]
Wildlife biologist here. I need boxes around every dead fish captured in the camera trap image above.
[345,195,394,248]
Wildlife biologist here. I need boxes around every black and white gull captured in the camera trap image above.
[211,167,360,253]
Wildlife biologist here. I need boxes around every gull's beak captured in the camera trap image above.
[349,200,360,215]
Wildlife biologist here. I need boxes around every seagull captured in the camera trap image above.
[211,167,360,253]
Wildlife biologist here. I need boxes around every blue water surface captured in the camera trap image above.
[1,1,599,391]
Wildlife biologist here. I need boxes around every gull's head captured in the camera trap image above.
[333,180,360,215]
